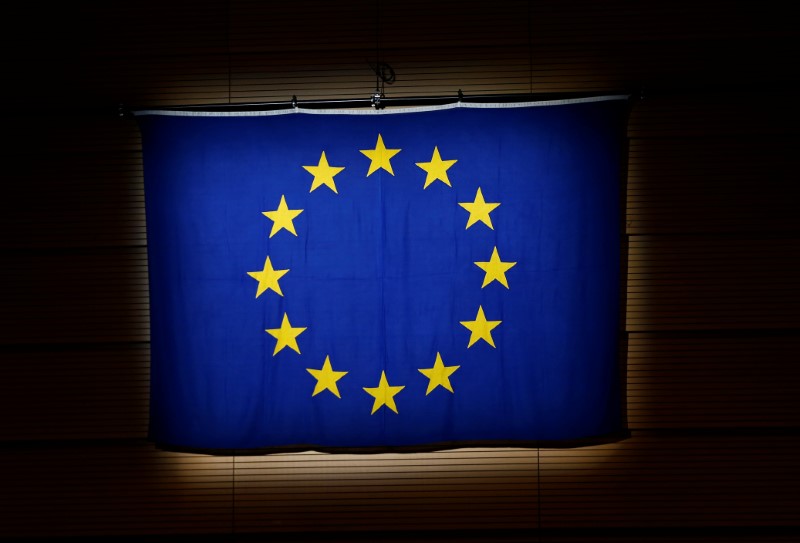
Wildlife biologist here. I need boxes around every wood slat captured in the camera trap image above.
[626,332,800,428]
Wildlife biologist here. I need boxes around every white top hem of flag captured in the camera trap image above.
[133,95,630,117]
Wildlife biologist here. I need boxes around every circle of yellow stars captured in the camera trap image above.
[246,134,517,415]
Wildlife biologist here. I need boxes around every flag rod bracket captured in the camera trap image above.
[121,90,632,117]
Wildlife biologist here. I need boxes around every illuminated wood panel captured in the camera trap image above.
[234,448,537,532]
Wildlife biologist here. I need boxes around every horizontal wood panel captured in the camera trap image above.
[626,333,800,428]
[92,2,229,55]
[626,237,800,330]
[626,137,798,234]
[229,47,532,102]
[10,1,799,107]
[4,435,799,536]
[540,435,800,528]
[0,249,150,344]
[230,0,530,53]
[230,0,376,53]
[628,93,800,138]
[43,35,797,108]
[0,155,145,248]
[0,442,233,537]
[89,54,233,108]
[2,117,141,151]
[0,346,150,439]
[0,443,536,536]
[42,0,795,59]
[528,1,795,44]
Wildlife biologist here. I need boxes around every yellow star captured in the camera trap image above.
[416,146,457,188]
[303,151,345,194]
[265,313,306,355]
[460,306,501,348]
[246,256,289,297]
[418,352,460,395]
[459,187,500,229]
[363,371,405,414]
[360,134,401,176]
[474,246,517,289]
[262,195,303,237]
[306,355,348,398]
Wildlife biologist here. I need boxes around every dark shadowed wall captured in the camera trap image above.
[1,1,799,541]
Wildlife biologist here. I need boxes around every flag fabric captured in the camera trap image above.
[137,96,628,450]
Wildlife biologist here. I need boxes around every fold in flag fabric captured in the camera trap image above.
[137,96,629,450]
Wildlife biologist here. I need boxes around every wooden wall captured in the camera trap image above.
[1,1,799,541]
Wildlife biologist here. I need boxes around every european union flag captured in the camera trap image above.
[138,97,628,450]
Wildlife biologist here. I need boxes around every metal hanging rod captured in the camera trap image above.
[122,89,633,116]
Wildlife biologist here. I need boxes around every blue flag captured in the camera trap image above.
[138,97,628,450]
